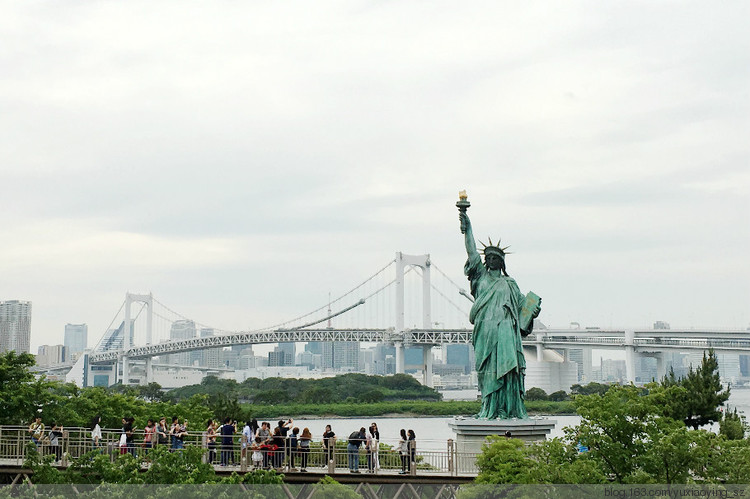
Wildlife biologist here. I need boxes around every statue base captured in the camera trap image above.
[448,417,557,454]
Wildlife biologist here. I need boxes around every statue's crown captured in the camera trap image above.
[480,237,510,257]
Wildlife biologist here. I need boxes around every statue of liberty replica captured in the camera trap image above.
[457,191,541,419]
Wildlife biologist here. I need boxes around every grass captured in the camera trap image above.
[241,399,575,418]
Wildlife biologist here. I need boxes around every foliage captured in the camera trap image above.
[719,408,747,440]
[309,476,362,499]
[570,382,610,396]
[681,350,731,429]
[475,380,745,485]
[475,437,534,484]
[525,387,548,401]
[166,373,441,407]
[26,441,283,485]
[0,351,55,424]
[548,390,569,402]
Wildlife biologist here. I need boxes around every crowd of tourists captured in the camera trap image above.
[28,415,418,474]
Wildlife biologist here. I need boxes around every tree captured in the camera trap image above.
[474,437,533,484]
[570,382,610,396]
[680,349,730,429]
[525,387,548,401]
[0,351,54,424]
[548,390,569,402]
[719,408,747,440]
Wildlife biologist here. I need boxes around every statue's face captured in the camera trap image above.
[485,253,504,271]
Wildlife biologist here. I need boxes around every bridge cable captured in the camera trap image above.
[150,258,398,334]
[93,300,125,352]
[432,263,470,294]
[251,258,397,331]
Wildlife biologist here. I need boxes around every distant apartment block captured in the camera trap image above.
[37,344,67,367]
[0,300,32,354]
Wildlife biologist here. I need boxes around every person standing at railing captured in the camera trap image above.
[322,424,335,468]
[277,419,292,468]
[28,416,45,447]
[398,429,409,475]
[48,423,63,462]
[370,423,380,472]
[156,417,168,447]
[257,422,271,468]
[251,436,263,469]
[241,421,253,463]
[205,419,217,464]
[142,419,155,455]
[346,427,366,473]
[408,429,416,474]
[298,428,311,472]
[288,427,299,471]
[365,427,374,473]
[90,416,102,451]
[219,417,235,466]
[271,427,285,470]
[124,417,136,456]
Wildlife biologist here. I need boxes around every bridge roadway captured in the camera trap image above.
[88,327,750,364]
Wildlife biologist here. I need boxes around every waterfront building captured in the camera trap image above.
[64,323,88,358]
[0,300,32,354]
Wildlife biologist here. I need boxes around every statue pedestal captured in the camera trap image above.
[448,417,557,454]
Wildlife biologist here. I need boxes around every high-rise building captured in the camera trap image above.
[333,342,359,370]
[64,323,88,358]
[200,328,222,369]
[277,342,296,365]
[268,347,289,367]
[0,300,32,354]
[169,320,196,365]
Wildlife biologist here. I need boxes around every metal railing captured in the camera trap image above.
[0,426,479,476]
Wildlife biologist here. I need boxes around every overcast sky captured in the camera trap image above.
[1,1,748,350]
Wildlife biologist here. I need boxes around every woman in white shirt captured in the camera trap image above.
[398,429,409,475]
[241,421,254,462]
[90,416,102,451]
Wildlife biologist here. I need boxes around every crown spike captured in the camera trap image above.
[488,237,493,246]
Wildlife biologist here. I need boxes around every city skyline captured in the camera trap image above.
[1,2,748,352]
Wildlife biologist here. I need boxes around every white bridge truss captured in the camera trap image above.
[88,327,750,365]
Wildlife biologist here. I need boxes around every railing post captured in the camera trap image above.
[328,445,335,474]
[447,439,454,474]
[61,430,69,467]
[409,441,416,476]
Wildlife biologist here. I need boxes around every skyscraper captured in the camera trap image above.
[169,320,196,365]
[64,323,88,358]
[0,300,32,354]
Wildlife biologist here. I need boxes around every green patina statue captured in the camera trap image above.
[457,191,541,419]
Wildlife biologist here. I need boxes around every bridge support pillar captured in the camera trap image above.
[121,356,129,385]
[395,342,405,374]
[655,353,666,381]
[145,357,153,384]
[535,333,544,362]
[625,330,636,384]
[423,346,433,387]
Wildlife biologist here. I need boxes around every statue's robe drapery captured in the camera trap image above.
[465,250,531,419]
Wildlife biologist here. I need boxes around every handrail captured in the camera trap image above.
[0,426,479,476]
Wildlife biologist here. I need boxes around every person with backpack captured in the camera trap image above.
[346,427,366,473]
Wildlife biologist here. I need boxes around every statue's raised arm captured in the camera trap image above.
[459,211,479,257]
